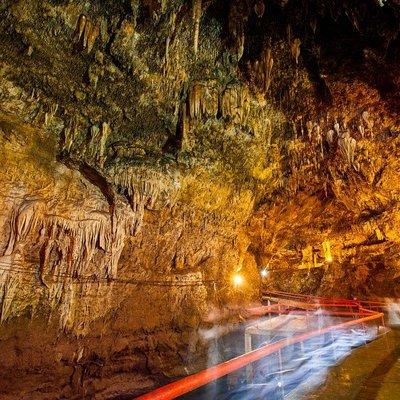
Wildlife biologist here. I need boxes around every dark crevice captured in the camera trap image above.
[58,155,115,207]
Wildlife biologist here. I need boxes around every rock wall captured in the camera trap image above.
[0,1,277,397]
[246,1,400,298]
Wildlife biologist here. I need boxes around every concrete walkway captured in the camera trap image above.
[305,329,400,400]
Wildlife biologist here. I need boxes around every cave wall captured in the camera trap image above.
[0,0,400,398]
[246,1,400,298]
[0,1,278,398]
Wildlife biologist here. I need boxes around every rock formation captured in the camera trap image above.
[0,0,399,398]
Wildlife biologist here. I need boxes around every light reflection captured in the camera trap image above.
[191,309,381,400]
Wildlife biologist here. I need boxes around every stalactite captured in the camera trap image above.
[287,24,292,45]
[74,14,99,54]
[0,194,134,329]
[310,18,317,34]
[62,118,77,152]
[241,86,251,124]
[221,86,237,119]
[74,14,87,43]
[187,83,218,122]
[315,123,323,156]
[99,122,110,167]
[44,104,58,127]
[181,104,189,142]
[201,86,218,118]
[0,273,18,323]
[254,0,265,18]
[339,132,357,166]
[4,199,44,256]
[189,83,202,119]
[306,120,313,140]
[192,0,202,57]
[88,122,110,166]
[362,111,374,134]
[252,48,273,94]
[164,36,170,74]
[220,84,250,123]
[87,25,100,54]
[291,38,301,65]
[109,166,178,236]
[83,20,92,49]
[263,48,274,93]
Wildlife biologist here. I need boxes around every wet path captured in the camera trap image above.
[306,329,400,400]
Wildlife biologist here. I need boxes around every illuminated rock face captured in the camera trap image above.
[0,0,399,398]
[248,62,400,298]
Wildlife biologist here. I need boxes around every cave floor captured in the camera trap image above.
[305,328,400,400]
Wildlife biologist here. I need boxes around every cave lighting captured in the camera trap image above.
[322,240,333,263]
[260,268,268,278]
[233,273,244,287]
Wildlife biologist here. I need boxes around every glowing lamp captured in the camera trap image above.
[322,240,333,263]
[260,269,268,278]
[233,274,244,287]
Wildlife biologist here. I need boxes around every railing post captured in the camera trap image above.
[245,332,253,384]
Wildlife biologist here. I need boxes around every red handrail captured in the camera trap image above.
[264,290,386,307]
[135,311,383,400]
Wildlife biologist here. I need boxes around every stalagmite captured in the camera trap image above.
[358,122,365,138]
[334,121,340,135]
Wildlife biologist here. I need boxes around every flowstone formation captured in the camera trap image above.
[0,0,399,398]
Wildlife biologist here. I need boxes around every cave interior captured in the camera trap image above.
[0,0,400,399]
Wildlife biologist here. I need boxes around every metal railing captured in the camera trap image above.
[135,291,386,400]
